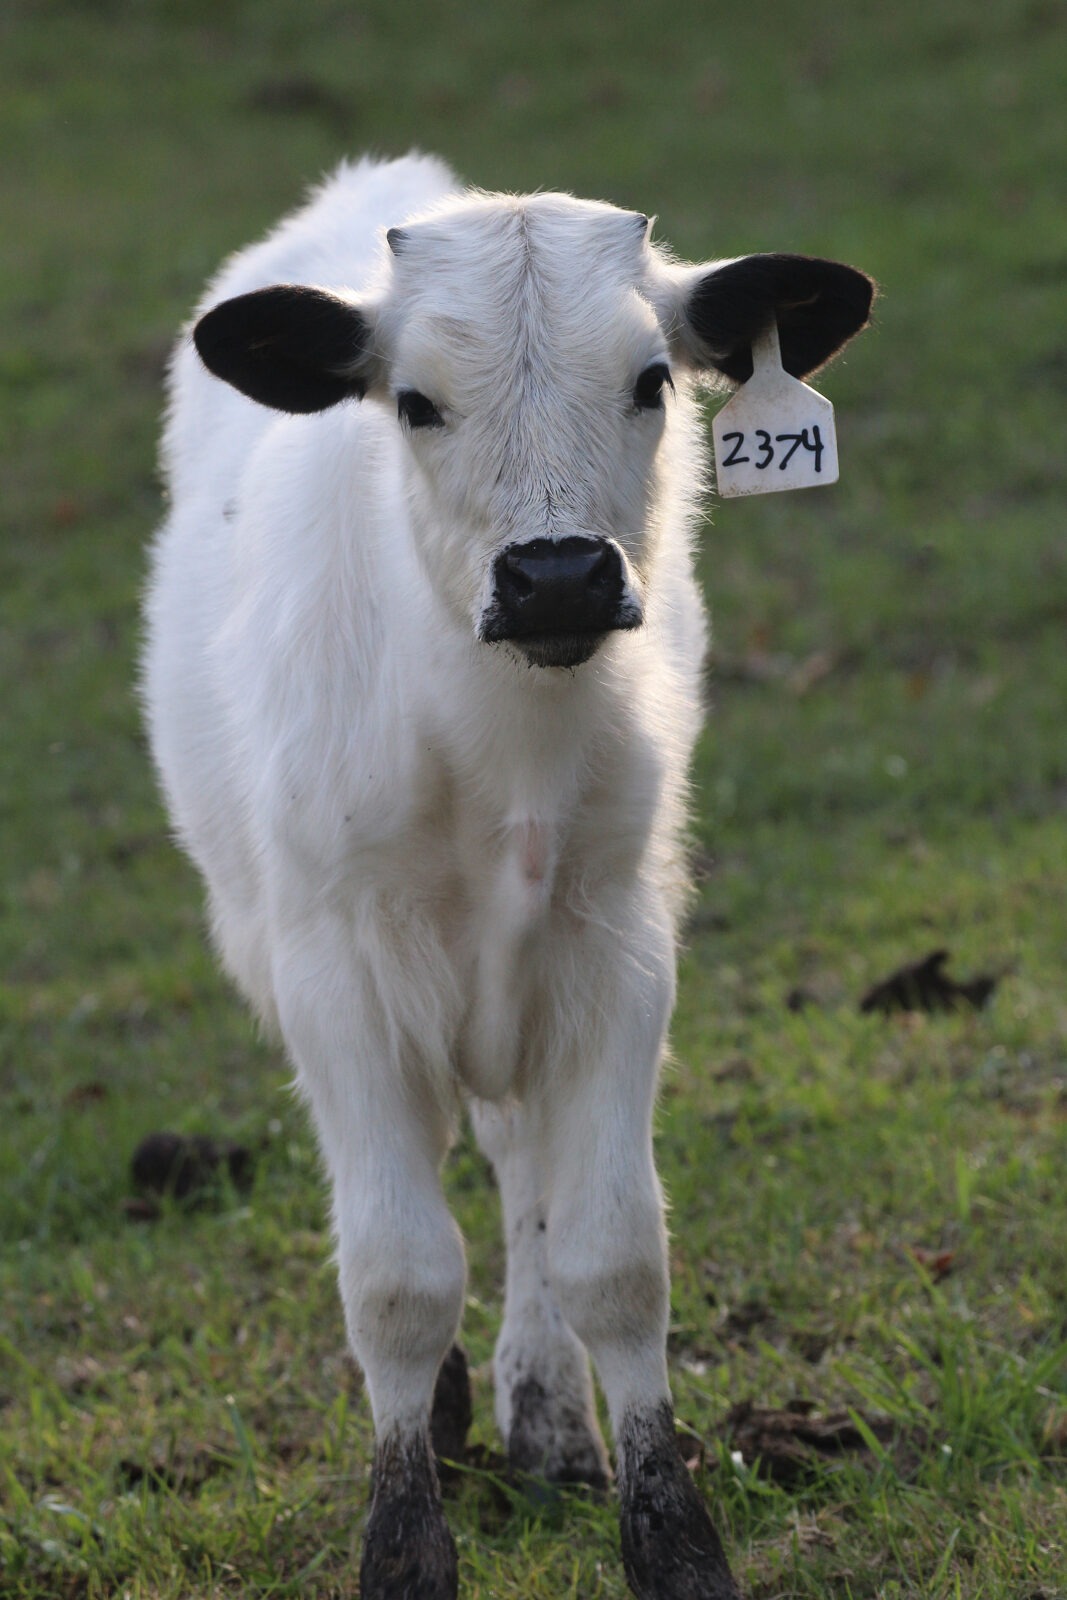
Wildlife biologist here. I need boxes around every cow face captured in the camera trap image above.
[194,193,872,668]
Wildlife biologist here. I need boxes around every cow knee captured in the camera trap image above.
[553,1246,668,1351]
[338,1215,466,1432]
[547,1214,670,1420]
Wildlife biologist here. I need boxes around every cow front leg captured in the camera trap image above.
[540,932,741,1600]
[616,1402,739,1600]
[318,1099,464,1600]
[471,1098,609,1488]
[276,932,465,1600]
[360,1426,457,1600]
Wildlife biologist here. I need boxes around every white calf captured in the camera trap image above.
[144,153,871,1599]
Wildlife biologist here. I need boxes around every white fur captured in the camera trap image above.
[144,154,718,1457]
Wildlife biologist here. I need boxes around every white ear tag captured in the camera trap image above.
[711,322,839,498]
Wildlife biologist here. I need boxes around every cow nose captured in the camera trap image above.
[490,536,623,637]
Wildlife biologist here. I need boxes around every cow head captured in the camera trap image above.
[194,193,873,668]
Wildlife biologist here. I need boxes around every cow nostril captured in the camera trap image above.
[587,545,613,587]
[502,550,537,596]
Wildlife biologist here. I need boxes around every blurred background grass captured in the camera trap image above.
[2,1,1065,1595]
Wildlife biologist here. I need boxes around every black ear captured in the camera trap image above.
[687,254,874,382]
[193,285,372,413]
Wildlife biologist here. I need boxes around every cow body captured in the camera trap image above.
[144,154,871,1598]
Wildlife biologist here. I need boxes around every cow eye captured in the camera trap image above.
[632,363,673,412]
[397,390,444,429]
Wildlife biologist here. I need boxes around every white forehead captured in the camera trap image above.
[378,191,666,391]
[388,188,651,268]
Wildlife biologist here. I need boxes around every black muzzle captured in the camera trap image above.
[480,536,642,668]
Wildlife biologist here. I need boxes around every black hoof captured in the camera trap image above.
[360,1429,458,1600]
[617,1404,741,1600]
[508,1373,610,1491]
[431,1344,473,1470]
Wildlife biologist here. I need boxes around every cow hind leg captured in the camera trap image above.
[430,1343,473,1470]
[471,1099,610,1489]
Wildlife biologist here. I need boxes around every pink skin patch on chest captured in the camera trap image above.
[518,820,548,887]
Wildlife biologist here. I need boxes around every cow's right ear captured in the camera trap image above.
[193,285,376,414]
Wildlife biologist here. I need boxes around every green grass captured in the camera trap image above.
[2,0,1066,1594]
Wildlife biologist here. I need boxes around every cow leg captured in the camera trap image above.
[539,923,741,1600]
[614,1401,739,1600]
[471,1098,609,1488]
[430,1343,473,1471]
[275,925,465,1600]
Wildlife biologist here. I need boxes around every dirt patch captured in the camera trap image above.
[722,1399,895,1486]
[861,949,998,1015]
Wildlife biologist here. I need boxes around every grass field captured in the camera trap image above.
[2,1,1066,1595]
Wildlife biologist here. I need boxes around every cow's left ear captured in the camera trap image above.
[194,285,378,414]
[677,253,875,383]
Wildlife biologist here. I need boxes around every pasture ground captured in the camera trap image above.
[1,1,1065,1595]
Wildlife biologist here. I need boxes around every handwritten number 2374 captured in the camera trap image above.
[721,425,825,473]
